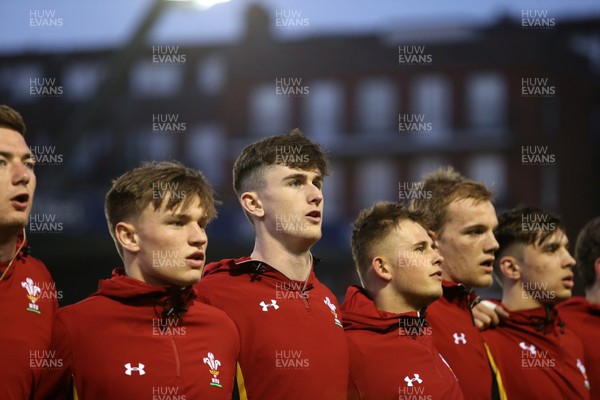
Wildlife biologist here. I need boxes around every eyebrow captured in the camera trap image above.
[462,223,487,231]
[0,150,34,160]
[412,240,428,248]
[282,172,323,181]
[282,173,307,181]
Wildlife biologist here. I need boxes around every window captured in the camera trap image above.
[467,154,507,200]
[1,64,44,103]
[356,159,397,209]
[197,55,225,95]
[130,61,183,97]
[302,80,343,144]
[541,166,558,210]
[63,63,104,101]
[409,156,447,182]
[466,73,507,131]
[411,75,452,142]
[185,124,226,187]
[249,83,291,136]
[132,129,175,161]
[356,78,397,134]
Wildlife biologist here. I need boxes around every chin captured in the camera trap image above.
[472,274,494,289]
[170,272,202,287]
[555,291,572,303]
[1,215,28,230]
[299,230,322,242]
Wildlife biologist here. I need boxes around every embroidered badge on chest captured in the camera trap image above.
[203,352,222,388]
[324,297,343,327]
[21,277,42,314]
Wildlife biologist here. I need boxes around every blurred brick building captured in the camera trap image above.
[1,6,599,302]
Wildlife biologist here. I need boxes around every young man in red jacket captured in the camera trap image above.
[36,162,239,400]
[195,129,348,400]
[0,105,58,399]
[557,216,600,397]
[342,201,464,400]
[482,206,590,399]
[410,166,504,399]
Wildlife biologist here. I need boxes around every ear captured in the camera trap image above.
[499,255,521,281]
[240,191,264,219]
[115,222,139,254]
[594,257,600,280]
[370,256,392,282]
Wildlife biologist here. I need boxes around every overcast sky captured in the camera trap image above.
[1,0,600,54]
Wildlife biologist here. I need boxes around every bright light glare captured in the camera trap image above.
[166,0,231,10]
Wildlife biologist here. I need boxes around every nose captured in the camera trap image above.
[431,247,444,266]
[189,224,208,248]
[12,161,32,185]
[563,249,576,269]
[308,183,323,206]
[484,231,500,254]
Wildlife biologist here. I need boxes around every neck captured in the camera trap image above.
[501,280,543,311]
[370,285,421,315]
[585,284,600,305]
[251,236,313,281]
[441,271,471,291]
[0,228,21,263]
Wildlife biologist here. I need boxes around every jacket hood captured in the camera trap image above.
[561,296,600,316]
[93,268,196,318]
[441,280,480,309]
[498,302,565,335]
[341,285,425,334]
[202,256,318,291]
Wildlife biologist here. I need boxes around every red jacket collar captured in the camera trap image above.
[500,304,565,335]
[92,268,197,318]
[563,296,600,316]
[203,256,318,289]
[341,285,426,334]
[441,280,479,309]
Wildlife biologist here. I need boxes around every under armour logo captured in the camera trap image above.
[453,332,467,344]
[519,342,536,356]
[404,374,423,387]
[259,299,279,312]
[124,363,145,375]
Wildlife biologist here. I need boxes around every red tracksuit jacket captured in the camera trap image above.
[0,234,57,400]
[35,268,240,400]
[195,257,349,400]
[557,297,599,398]
[426,281,500,399]
[341,285,465,400]
[482,303,591,400]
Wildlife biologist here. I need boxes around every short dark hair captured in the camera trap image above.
[351,201,426,286]
[493,206,565,280]
[495,206,564,252]
[0,105,27,136]
[232,128,328,197]
[105,161,218,258]
[574,217,600,289]
[410,166,494,234]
